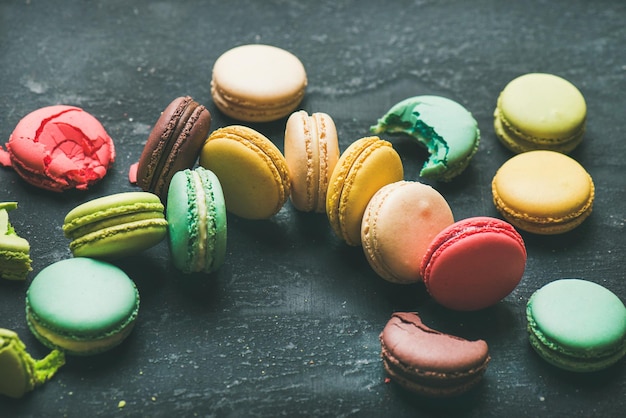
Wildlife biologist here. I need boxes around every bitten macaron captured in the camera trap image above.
[361,181,453,284]
[492,150,594,234]
[284,110,340,213]
[26,258,140,356]
[211,44,307,122]
[494,73,586,153]
[371,95,480,181]
[167,167,227,274]
[0,202,32,281]
[0,105,115,192]
[200,125,291,220]
[380,312,490,397]
[326,136,404,246]
[0,328,65,398]
[526,279,626,372]
[63,191,168,259]
[420,217,526,311]
[131,96,211,201]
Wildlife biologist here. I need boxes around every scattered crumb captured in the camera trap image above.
[118,400,126,409]
[151,396,157,402]
[539,396,545,402]
[384,378,391,384]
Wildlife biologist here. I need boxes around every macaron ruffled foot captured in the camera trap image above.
[370,96,479,182]
[0,202,32,281]
[0,328,65,399]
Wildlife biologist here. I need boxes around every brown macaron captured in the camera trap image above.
[379,312,490,397]
[135,96,211,201]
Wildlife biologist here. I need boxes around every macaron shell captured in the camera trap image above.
[284,111,339,212]
[492,150,594,234]
[211,44,307,122]
[26,258,139,355]
[361,181,453,283]
[527,279,626,370]
[326,137,403,246]
[200,125,290,219]
[1,105,115,192]
[421,217,526,311]
[498,73,586,142]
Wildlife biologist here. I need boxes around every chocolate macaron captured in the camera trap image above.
[132,96,211,201]
[380,312,490,397]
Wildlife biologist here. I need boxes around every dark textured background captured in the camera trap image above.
[1,0,624,416]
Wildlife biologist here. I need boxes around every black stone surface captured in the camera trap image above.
[1,0,624,416]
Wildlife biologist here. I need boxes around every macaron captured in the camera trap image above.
[167,167,227,274]
[492,150,594,234]
[199,125,291,220]
[0,328,65,398]
[420,217,526,311]
[0,202,32,281]
[63,191,168,259]
[284,110,340,213]
[379,312,490,397]
[0,105,115,192]
[361,181,454,284]
[326,137,403,246]
[131,96,211,201]
[211,44,307,122]
[370,95,480,181]
[26,258,140,356]
[526,279,626,372]
[494,73,587,153]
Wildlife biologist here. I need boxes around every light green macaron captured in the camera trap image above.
[370,95,480,182]
[0,202,32,280]
[166,167,227,274]
[26,257,140,356]
[526,278,626,372]
[63,191,168,259]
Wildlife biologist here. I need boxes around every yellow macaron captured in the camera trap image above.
[492,150,594,234]
[494,73,586,153]
[326,136,403,246]
[200,125,291,219]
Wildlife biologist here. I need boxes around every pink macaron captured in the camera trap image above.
[361,181,454,284]
[420,216,526,311]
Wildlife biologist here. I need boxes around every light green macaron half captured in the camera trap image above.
[371,95,480,182]
[0,202,32,280]
[167,167,227,274]
[526,278,626,372]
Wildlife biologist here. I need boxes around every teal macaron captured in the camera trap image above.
[26,258,140,356]
[166,167,227,274]
[526,278,626,372]
[63,191,168,259]
[370,95,480,181]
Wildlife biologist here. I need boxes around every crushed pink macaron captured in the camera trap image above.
[0,105,115,192]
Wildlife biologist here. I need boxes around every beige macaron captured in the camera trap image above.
[211,44,307,122]
[284,111,339,213]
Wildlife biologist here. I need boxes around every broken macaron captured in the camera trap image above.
[370,96,480,182]
[0,105,115,192]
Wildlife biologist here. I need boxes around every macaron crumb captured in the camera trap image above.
[118,400,126,409]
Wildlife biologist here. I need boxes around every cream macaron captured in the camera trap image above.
[211,44,307,122]
[284,111,340,213]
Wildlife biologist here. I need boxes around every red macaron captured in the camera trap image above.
[420,216,527,311]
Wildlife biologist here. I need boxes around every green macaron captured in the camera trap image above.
[63,191,168,259]
[26,258,140,356]
[0,202,32,281]
[526,278,626,372]
[370,95,480,181]
[166,167,227,274]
